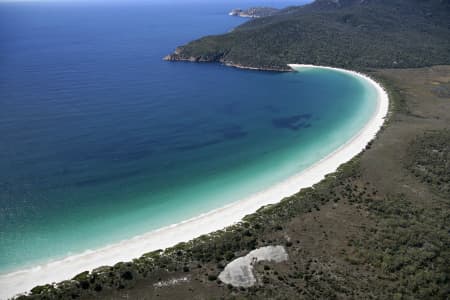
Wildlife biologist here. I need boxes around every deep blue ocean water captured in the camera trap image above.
[0,0,377,274]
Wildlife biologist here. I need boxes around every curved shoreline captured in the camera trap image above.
[0,65,389,299]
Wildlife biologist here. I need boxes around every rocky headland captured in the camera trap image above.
[228,7,280,18]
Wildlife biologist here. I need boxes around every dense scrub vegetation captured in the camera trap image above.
[406,130,450,197]
[166,0,450,70]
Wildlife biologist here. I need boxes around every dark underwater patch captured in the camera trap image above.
[217,125,248,140]
[175,139,222,151]
[75,170,143,187]
[220,102,242,115]
[176,125,248,151]
[121,148,154,161]
[76,147,154,164]
[264,105,280,113]
[272,114,313,131]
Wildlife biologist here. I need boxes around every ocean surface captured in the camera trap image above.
[0,0,377,274]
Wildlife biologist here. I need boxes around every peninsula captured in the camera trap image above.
[164,0,450,71]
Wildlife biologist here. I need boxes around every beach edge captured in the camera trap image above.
[0,64,389,299]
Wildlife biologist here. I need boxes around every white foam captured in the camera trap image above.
[0,64,389,299]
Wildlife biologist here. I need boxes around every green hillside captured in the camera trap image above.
[165,0,450,71]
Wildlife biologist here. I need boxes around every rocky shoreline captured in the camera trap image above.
[163,52,293,72]
[228,7,280,18]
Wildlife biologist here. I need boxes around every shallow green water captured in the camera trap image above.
[0,1,376,274]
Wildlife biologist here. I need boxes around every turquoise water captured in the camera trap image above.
[0,1,377,274]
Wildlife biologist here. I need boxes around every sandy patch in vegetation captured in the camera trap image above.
[219,246,288,287]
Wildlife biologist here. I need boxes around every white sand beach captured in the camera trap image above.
[0,65,389,299]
